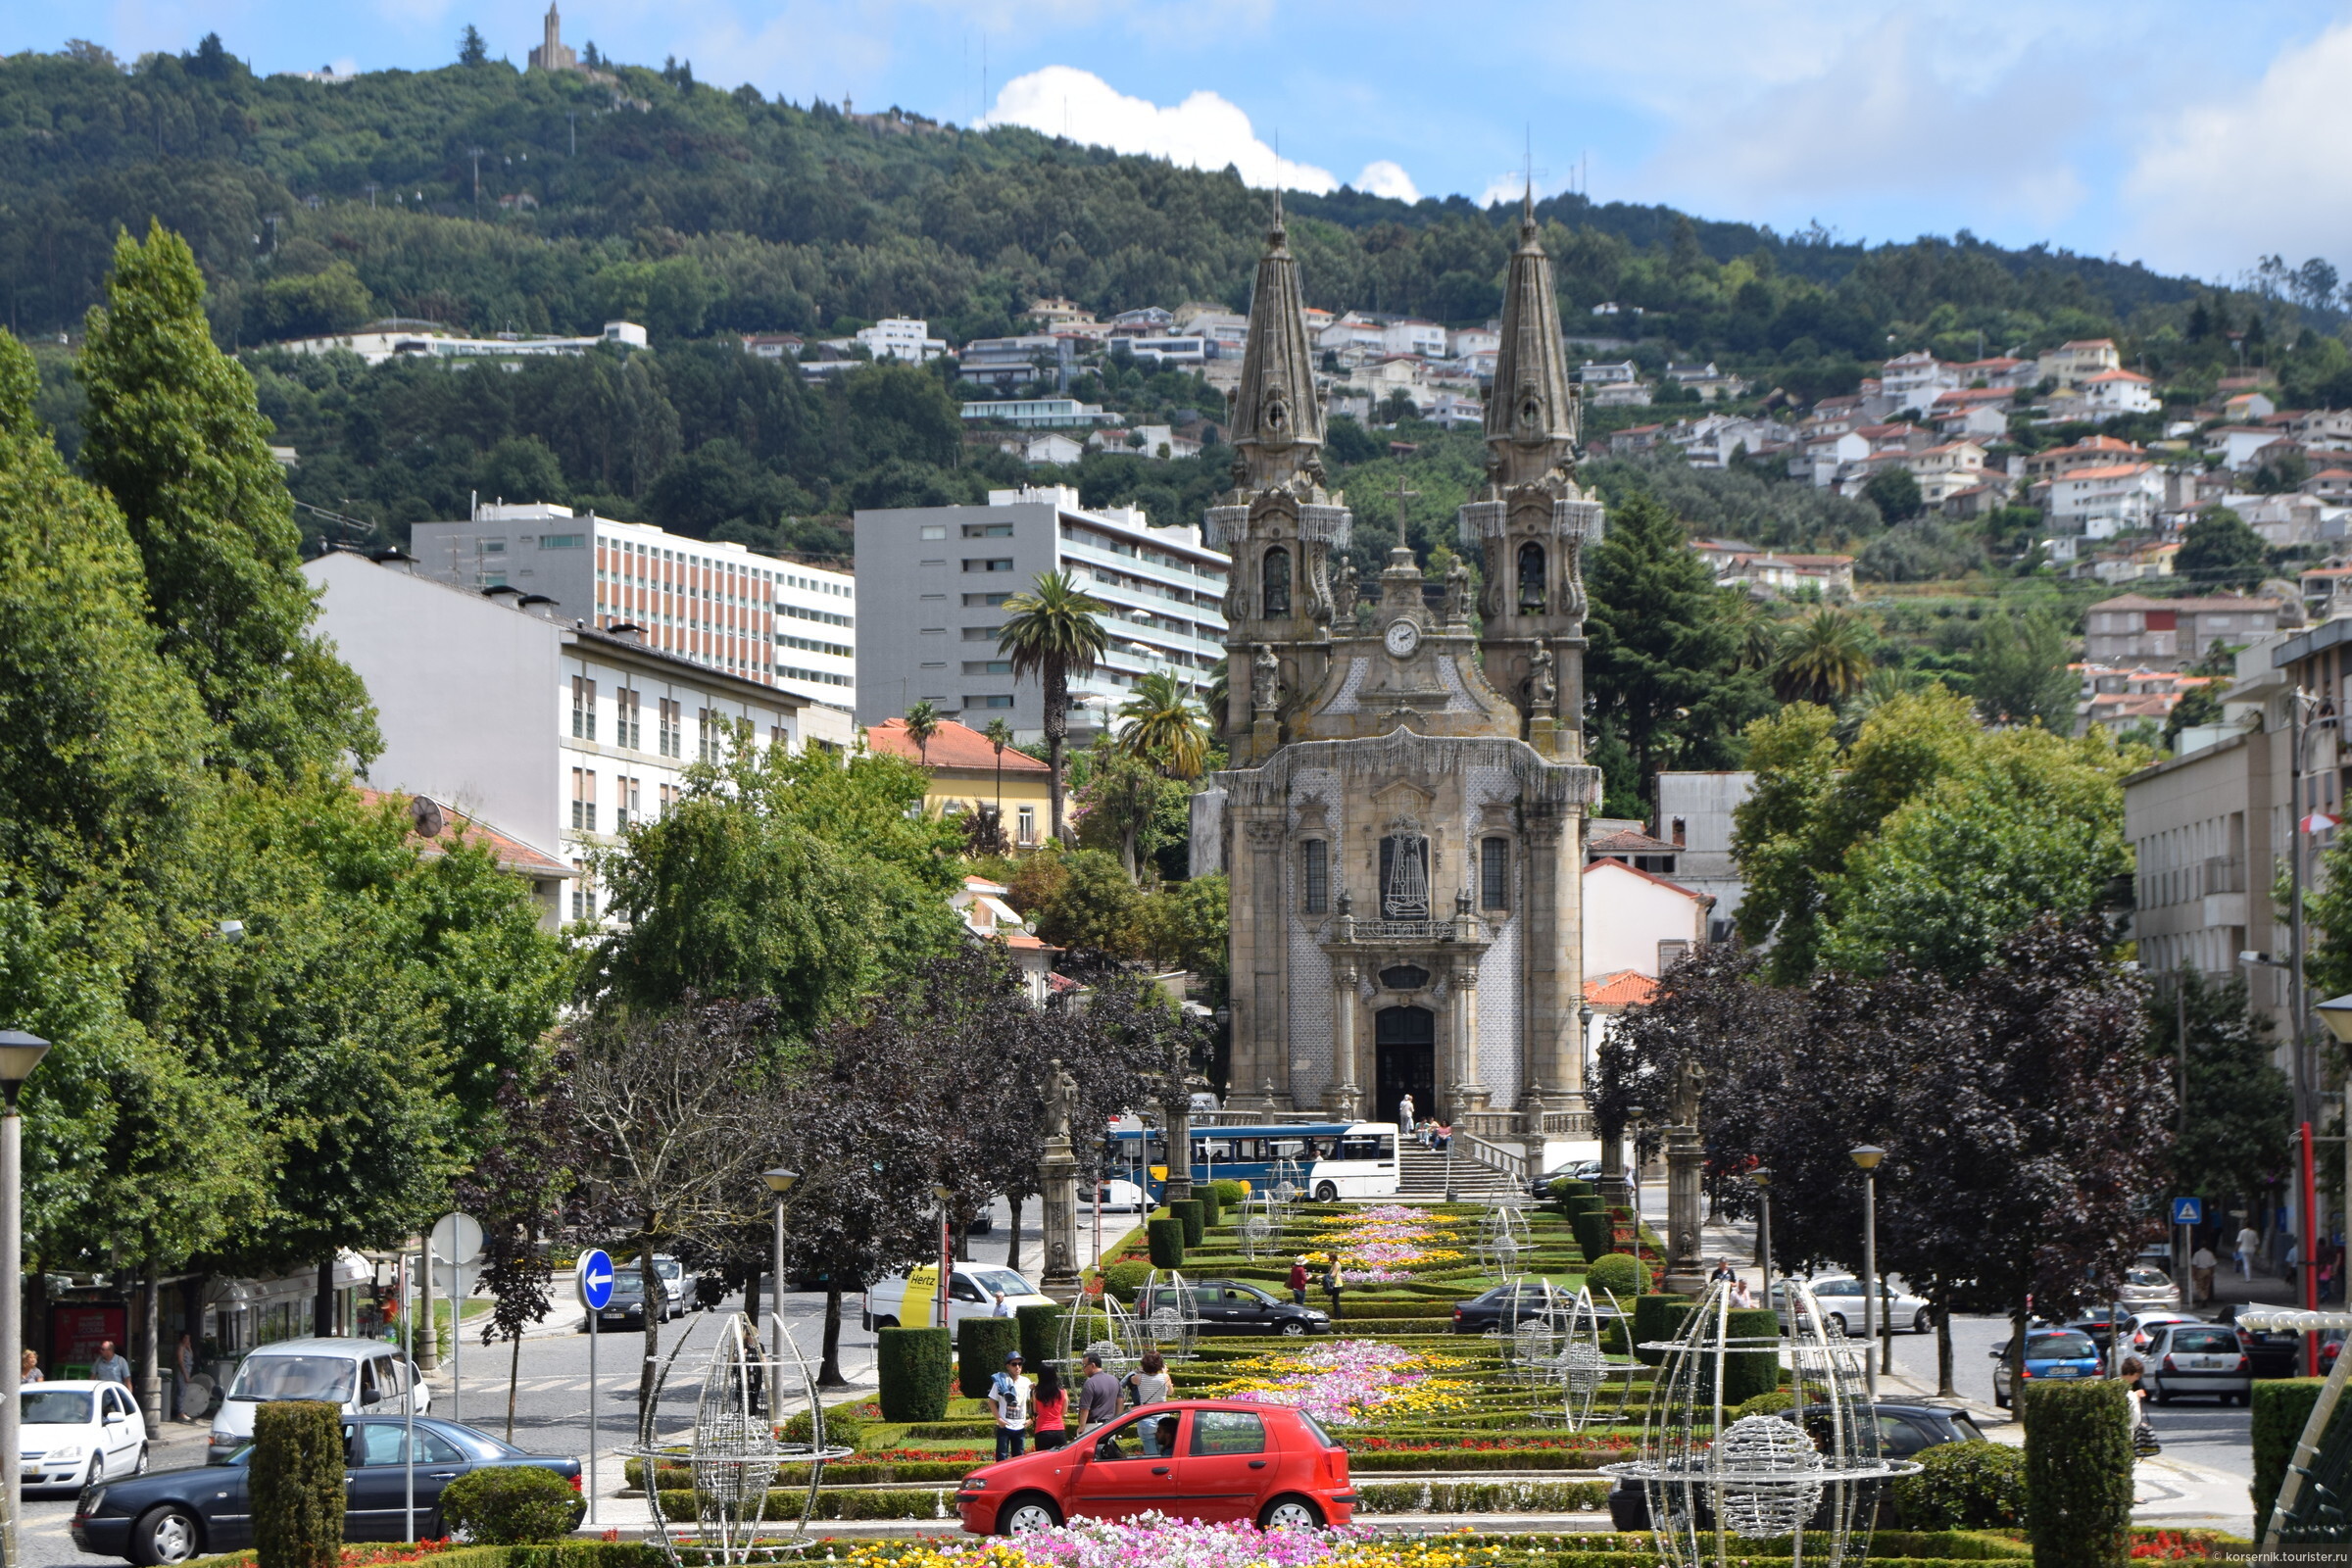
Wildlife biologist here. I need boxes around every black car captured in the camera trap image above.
[73,1414,581,1565]
[1450,1282,1593,1334]
[1137,1278,1329,1336]
[1606,1401,1984,1530]
[1526,1164,1599,1200]
[2215,1301,2302,1378]
[585,1268,649,1332]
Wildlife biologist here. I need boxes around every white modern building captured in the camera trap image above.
[306,550,808,926]
[409,504,856,748]
[852,485,1229,742]
[274,318,647,365]
[2048,463,2167,537]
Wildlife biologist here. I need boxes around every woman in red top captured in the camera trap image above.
[1288,1257,1309,1307]
[1030,1364,1069,1450]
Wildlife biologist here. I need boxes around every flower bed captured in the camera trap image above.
[1202,1339,1474,1426]
[836,1519,1584,1567]
[1300,1207,1470,1284]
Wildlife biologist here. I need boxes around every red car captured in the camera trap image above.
[954,1399,1356,1535]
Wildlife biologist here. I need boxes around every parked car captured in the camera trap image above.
[2215,1302,2303,1378]
[863,1264,1056,1332]
[613,1254,686,1320]
[1450,1283,1592,1335]
[75,1415,580,1565]
[2065,1308,2125,1354]
[953,1399,1353,1535]
[1990,1328,2104,1407]
[1771,1277,1933,1336]
[207,1340,427,1464]
[2118,1267,2182,1308]
[1138,1279,1328,1337]
[2145,1320,2252,1405]
[585,1268,653,1334]
[23,1382,148,1493]
[2118,1310,2203,1362]
[1606,1401,1984,1530]
[1094,1179,1149,1213]
[1526,1162,1601,1200]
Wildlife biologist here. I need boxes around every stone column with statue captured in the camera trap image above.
[1038,1059,1084,1301]
[1661,1054,1706,1295]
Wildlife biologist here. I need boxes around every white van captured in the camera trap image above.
[862,1264,1055,1331]
[207,1338,428,1463]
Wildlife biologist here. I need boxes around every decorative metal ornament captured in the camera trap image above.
[1236,1187,1284,1259]
[1058,1288,1140,1381]
[1603,1278,1920,1568]
[1134,1268,1204,1360]
[624,1311,852,1566]
[1476,1199,1537,1277]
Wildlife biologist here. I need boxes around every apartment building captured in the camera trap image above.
[2048,463,2167,536]
[2083,593,2289,670]
[853,485,1230,741]
[2036,338,2123,388]
[409,503,856,747]
[306,550,807,926]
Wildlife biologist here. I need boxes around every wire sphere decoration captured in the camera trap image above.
[1602,1277,1920,1568]
[1056,1289,1140,1383]
[1236,1187,1285,1260]
[1475,1200,1538,1278]
[1133,1268,1204,1359]
[1269,1146,1307,1211]
[1550,1285,1639,1431]
[622,1311,854,1566]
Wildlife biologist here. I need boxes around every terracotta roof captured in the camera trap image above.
[355,787,570,878]
[2058,463,2156,481]
[2089,593,2282,612]
[2084,368,2152,384]
[1588,827,1679,856]
[2307,468,2352,481]
[1584,969,1659,1008]
[869,717,1053,772]
[1584,857,1711,903]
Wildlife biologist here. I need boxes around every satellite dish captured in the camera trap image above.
[411,796,446,839]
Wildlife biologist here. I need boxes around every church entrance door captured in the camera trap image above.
[1374,1005,1436,1128]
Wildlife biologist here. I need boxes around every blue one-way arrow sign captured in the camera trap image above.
[2171,1197,2203,1226]
[576,1249,615,1310]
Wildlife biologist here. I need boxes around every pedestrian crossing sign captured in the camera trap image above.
[2171,1197,2203,1225]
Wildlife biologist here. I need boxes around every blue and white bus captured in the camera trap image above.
[1105,1122,1401,1203]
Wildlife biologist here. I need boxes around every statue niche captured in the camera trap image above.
[1262,545,1293,617]
[1517,541,1547,614]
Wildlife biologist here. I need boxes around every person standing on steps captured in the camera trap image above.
[1397,1093,1415,1137]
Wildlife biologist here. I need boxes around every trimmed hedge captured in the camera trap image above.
[1196,1185,1223,1228]
[2022,1379,2132,1568]
[1210,1178,1248,1209]
[1170,1198,1205,1248]
[1147,1217,1186,1267]
[1892,1441,2029,1532]
[1632,1295,1692,1366]
[1721,1307,1783,1405]
[1733,1389,1794,1420]
[955,1316,1019,1398]
[779,1403,864,1452]
[252,1399,344,1568]
[1014,1301,1062,1371]
[1102,1258,1153,1297]
[439,1466,585,1545]
[1585,1252,1648,1298]
[2252,1376,2352,1540]
[1355,1479,1610,1513]
[876,1325,953,1422]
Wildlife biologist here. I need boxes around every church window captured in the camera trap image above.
[1262,546,1292,616]
[1481,837,1509,910]
[1517,541,1547,613]
[1379,963,1431,991]
[1378,833,1430,919]
[1302,839,1329,914]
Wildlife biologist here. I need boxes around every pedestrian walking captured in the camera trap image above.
[91,1340,131,1386]
[1709,1259,1737,1287]
[2237,1222,2260,1280]
[173,1331,198,1421]
[990,1288,1017,1318]
[1125,1352,1172,1453]
[2118,1355,2159,1456]
[1322,1256,1344,1321]
[2190,1244,2217,1307]
[20,1349,41,1386]
[1288,1256,1309,1307]
[1397,1093,1415,1136]
[987,1351,1032,1461]
[1031,1365,1068,1451]
[1077,1351,1119,1432]
[1729,1278,1754,1310]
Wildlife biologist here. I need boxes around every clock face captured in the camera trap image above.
[1384,618,1421,658]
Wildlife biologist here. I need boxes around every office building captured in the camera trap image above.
[410,503,856,748]
[852,486,1229,740]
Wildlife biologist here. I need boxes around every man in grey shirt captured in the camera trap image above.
[91,1340,132,1385]
[1078,1352,1119,1430]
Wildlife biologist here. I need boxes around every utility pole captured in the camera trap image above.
[365,181,378,209]
[468,146,485,207]
[263,214,281,254]
[568,111,576,156]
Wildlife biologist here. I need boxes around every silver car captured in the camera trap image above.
[2145,1320,2250,1405]
[1774,1276,1935,1335]
[2117,1266,2182,1309]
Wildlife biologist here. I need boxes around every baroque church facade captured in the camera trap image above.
[1195,197,1604,1155]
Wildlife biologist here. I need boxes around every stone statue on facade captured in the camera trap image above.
[1332,557,1358,623]
[1046,1058,1077,1143]
[1252,642,1282,713]
[1529,641,1557,715]
[1444,557,1471,623]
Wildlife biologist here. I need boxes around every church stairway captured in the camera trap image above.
[1396,1138,1517,1197]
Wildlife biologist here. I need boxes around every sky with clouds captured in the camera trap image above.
[17,0,2352,280]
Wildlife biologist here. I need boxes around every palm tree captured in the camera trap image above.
[998,570,1109,843]
[1116,670,1211,779]
[903,700,942,765]
[1771,608,1874,707]
[983,715,1014,840]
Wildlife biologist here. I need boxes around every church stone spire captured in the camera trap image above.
[1229,208,1326,493]
[1483,190,1579,488]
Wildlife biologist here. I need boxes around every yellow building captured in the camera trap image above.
[867,716,1055,849]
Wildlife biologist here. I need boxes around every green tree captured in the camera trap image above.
[982,715,1014,828]
[1772,608,1874,706]
[2143,971,2291,1214]
[458,25,488,66]
[1862,466,1924,523]
[999,570,1109,843]
[1969,609,2077,730]
[1138,874,1229,979]
[1033,847,1144,959]
[1116,669,1210,780]
[76,221,376,781]
[902,700,941,764]
[1585,492,1770,817]
[2163,681,2224,748]
[2176,508,2268,591]
[1071,740,1187,882]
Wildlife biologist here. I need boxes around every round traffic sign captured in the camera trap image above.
[576,1249,615,1310]
[431,1211,484,1266]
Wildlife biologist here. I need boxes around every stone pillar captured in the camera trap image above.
[1038,1133,1082,1301]
[1231,817,1289,1110]
[1595,1122,1631,1212]
[1326,957,1362,1120]
[1161,1084,1195,1205]
[1447,949,1487,1119]
[1662,1122,1706,1295]
[1519,806,1579,1126]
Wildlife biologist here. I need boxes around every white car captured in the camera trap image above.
[23,1380,146,1490]
[2117,1266,2182,1308]
[1772,1276,1935,1335]
[862,1264,1056,1332]
[1094,1179,1148,1212]
[208,1338,427,1462]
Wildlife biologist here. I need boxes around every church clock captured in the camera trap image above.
[1383,618,1421,658]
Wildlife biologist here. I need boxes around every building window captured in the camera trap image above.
[616,688,642,750]
[962,523,1014,537]
[615,776,640,830]
[1481,837,1508,910]
[1517,542,1547,613]
[1657,940,1690,973]
[919,524,948,540]
[570,767,597,832]
[1016,805,1037,845]
[967,694,1015,709]
[570,859,596,922]
[571,675,596,740]
[964,661,1013,675]
[964,558,1015,572]
[1378,833,1430,920]
[659,783,679,816]
[658,698,681,758]
[1302,839,1329,914]
[1261,545,1292,616]
[698,709,722,763]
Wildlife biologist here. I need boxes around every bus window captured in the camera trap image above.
[1337,1136,1383,1161]
[1376,1136,1396,1160]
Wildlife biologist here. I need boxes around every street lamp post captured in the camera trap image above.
[0,1030,52,1568]
[760,1169,799,1418]
[932,1184,955,1329]
[1851,1146,1886,1400]
[1746,1168,1775,1325]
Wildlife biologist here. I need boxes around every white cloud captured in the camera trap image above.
[2126,21,2352,276]
[982,65,1337,192]
[1354,160,1419,202]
